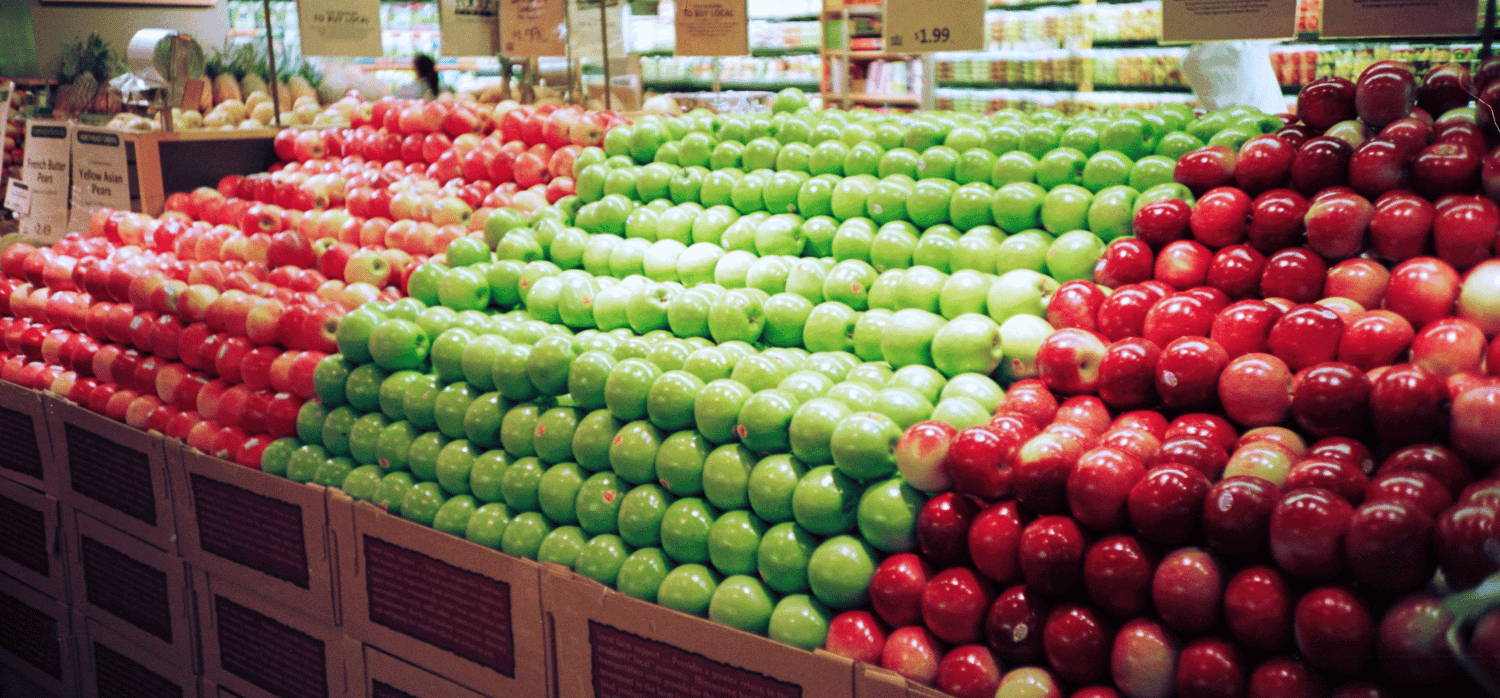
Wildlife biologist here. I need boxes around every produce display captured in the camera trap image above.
[6,54,1500,698]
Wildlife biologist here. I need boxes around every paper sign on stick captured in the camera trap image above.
[1321,0,1478,38]
[297,0,384,57]
[675,0,749,56]
[440,0,501,56]
[1161,0,1296,42]
[17,120,69,243]
[501,0,567,56]
[883,0,986,53]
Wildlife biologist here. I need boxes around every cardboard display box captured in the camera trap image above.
[75,611,198,698]
[0,660,64,698]
[543,565,857,698]
[334,492,548,698]
[0,477,66,603]
[63,507,197,673]
[44,395,178,553]
[173,446,340,625]
[0,380,56,494]
[0,572,79,698]
[194,568,360,698]
[356,644,497,698]
[854,663,949,698]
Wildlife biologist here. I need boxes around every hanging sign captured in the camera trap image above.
[1161,0,1297,42]
[1320,0,1479,38]
[17,120,70,243]
[675,0,749,56]
[568,0,626,63]
[501,0,567,56]
[297,0,384,57]
[883,0,986,52]
[68,127,131,233]
[440,0,501,56]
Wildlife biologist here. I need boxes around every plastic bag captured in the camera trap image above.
[1182,40,1290,115]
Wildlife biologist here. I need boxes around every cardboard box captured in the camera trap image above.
[64,508,197,673]
[75,612,198,698]
[0,572,79,698]
[45,395,178,553]
[0,380,56,494]
[854,663,949,698]
[544,566,857,698]
[356,644,497,698]
[173,446,340,624]
[335,492,547,697]
[0,477,66,602]
[195,568,358,698]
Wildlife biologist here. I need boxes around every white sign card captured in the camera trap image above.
[440,0,501,56]
[18,120,70,243]
[4,181,30,217]
[568,0,625,63]
[1161,0,1297,42]
[883,0,986,52]
[297,0,385,57]
[68,126,131,233]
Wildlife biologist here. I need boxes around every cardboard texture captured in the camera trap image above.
[0,572,79,698]
[543,565,857,698]
[0,659,64,698]
[335,493,548,698]
[75,612,197,698]
[194,568,357,698]
[45,395,178,553]
[853,663,948,698]
[173,445,340,625]
[0,380,56,495]
[63,508,197,673]
[358,644,497,698]
[0,477,66,603]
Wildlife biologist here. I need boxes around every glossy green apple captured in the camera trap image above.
[991,150,1039,187]
[806,535,876,609]
[994,230,1052,274]
[878,309,946,368]
[468,448,511,503]
[707,288,766,344]
[999,313,1054,382]
[575,534,631,586]
[785,258,830,303]
[832,218,875,262]
[537,525,589,568]
[747,454,806,523]
[498,403,540,458]
[464,502,512,548]
[373,421,418,473]
[767,594,830,650]
[987,268,1059,323]
[1088,184,1140,241]
[576,471,625,535]
[564,351,616,411]
[616,547,672,601]
[1134,182,1196,213]
[870,220,920,271]
[537,462,586,525]
[431,494,477,537]
[377,370,425,421]
[711,250,756,288]
[938,269,992,319]
[661,497,717,564]
[1046,229,1106,282]
[858,477,925,553]
[432,439,478,496]
[697,444,755,512]
[991,181,1047,233]
[777,370,834,405]
[345,413,389,466]
[343,363,388,414]
[1154,131,1205,161]
[285,444,328,484]
[657,564,720,617]
[531,407,579,464]
[340,463,384,501]
[735,389,798,454]
[930,313,1005,377]
[500,511,552,559]
[872,387,935,430]
[406,432,448,482]
[681,346,732,383]
[787,397,853,467]
[602,357,660,422]
[757,522,815,593]
[335,308,383,365]
[292,400,328,449]
[312,355,351,407]
[762,171,808,214]
[842,141,884,177]
[431,381,480,440]
[1036,146,1088,190]
[617,484,674,548]
[706,510,766,577]
[744,255,792,295]
[801,301,858,353]
[829,175,872,221]
[823,259,877,311]
[399,481,447,526]
[851,309,891,362]
[890,364,945,403]
[373,471,416,515]
[1080,149,1134,193]
[572,409,622,472]
[709,575,775,634]
[932,396,990,428]
[941,372,1005,412]
[608,419,661,484]
[791,465,861,536]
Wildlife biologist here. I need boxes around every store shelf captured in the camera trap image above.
[1090,38,1163,48]
[634,47,819,57]
[643,80,819,91]
[822,4,884,15]
[843,93,921,105]
[1289,31,1482,43]
[823,49,923,59]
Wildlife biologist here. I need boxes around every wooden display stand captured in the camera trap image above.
[117,128,281,217]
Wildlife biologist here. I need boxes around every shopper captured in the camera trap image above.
[1182,40,1289,114]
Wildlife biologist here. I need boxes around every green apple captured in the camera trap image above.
[932,396,991,429]
[951,228,1003,274]
[706,510,766,577]
[405,262,446,306]
[464,502,512,548]
[778,370,834,405]
[608,419,663,485]
[827,411,903,482]
[890,364,945,403]
[1059,122,1101,155]
[795,177,836,219]
[763,171,808,214]
[878,147,921,180]
[823,259,877,311]
[681,346,732,383]
[657,563,721,617]
[879,309,946,368]
[1081,149,1135,193]
[787,397,853,467]
[373,471,415,515]
[676,243,725,287]
[851,309,892,362]
[655,429,710,495]
[618,483,674,548]
[576,471,625,535]
[767,594,830,650]
[431,381,480,440]
[565,351,616,412]
[757,522,815,593]
[373,421,418,472]
[573,409,622,472]
[537,525,589,568]
[775,142,814,173]
[735,389,798,453]
[1135,182,1196,213]
[699,444,756,511]
[500,403,541,458]
[340,463,384,501]
[791,465,861,535]
[400,482,447,526]
[712,250,757,288]
[745,255,792,295]
[661,497,717,564]
[318,406,358,458]
[469,449,511,503]
[463,391,510,449]
[406,431,448,482]
[802,301,858,353]
[534,407,581,464]
[991,150,1039,186]
[1046,229,1106,282]
[432,495,478,537]
[806,535,876,608]
[872,386,935,430]
[285,444,329,484]
[347,413,390,466]
[1154,131,1205,161]
[485,260,526,308]
[1088,184,1140,241]
[843,141,884,177]
[709,575,775,634]
[343,363,388,414]
[832,217,875,262]
[575,534,631,586]
[785,259,829,303]
[955,148,999,186]
[537,462,586,525]
[992,181,1047,233]
[995,230,1053,274]
[295,400,328,447]
[312,355,352,407]
[1036,146,1088,190]
[870,221,920,272]
[604,358,661,422]
[867,176,914,227]
[500,511,552,559]
[747,453,806,523]
[987,269,1059,322]
[999,313,1054,382]
[829,175,872,221]
[941,372,1005,412]
[857,477,924,552]
[708,288,766,344]
[433,439,478,496]
[377,369,425,421]
[500,455,547,513]
[938,269,992,319]
[711,141,746,171]
[700,169,742,208]
[930,313,1005,377]
[616,547,672,601]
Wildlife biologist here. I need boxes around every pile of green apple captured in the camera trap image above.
[257,95,1292,650]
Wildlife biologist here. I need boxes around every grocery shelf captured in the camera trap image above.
[822,50,923,59]
[844,93,922,105]
[1289,31,1482,43]
[633,48,818,57]
[642,80,820,91]
[1089,38,1164,48]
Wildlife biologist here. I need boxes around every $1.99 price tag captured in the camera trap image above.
[882,0,984,52]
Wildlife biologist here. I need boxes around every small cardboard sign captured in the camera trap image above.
[675,0,749,56]
[1161,0,1297,42]
[568,0,626,62]
[18,120,70,243]
[297,0,385,57]
[501,0,568,56]
[4,180,30,216]
[441,0,502,56]
[181,78,206,111]
[883,0,986,53]
[1320,0,1479,38]
[68,127,130,233]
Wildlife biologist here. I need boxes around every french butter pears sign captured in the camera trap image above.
[69,126,130,233]
[883,0,985,52]
[18,120,70,242]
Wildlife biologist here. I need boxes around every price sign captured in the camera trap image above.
[675,0,749,56]
[1161,0,1296,42]
[297,0,384,57]
[440,0,501,56]
[568,0,625,62]
[68,127,130,233]
[1320,0,1478,38]
[4,181,30,217]
[501,0,566,56]
[17,120,69,243]
[883,0,984,52]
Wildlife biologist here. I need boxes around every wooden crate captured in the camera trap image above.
[0,477,66,603]
[0,380,56,494]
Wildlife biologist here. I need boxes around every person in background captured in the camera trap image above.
[406,53,442,100]
[1182,40,1290,115]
